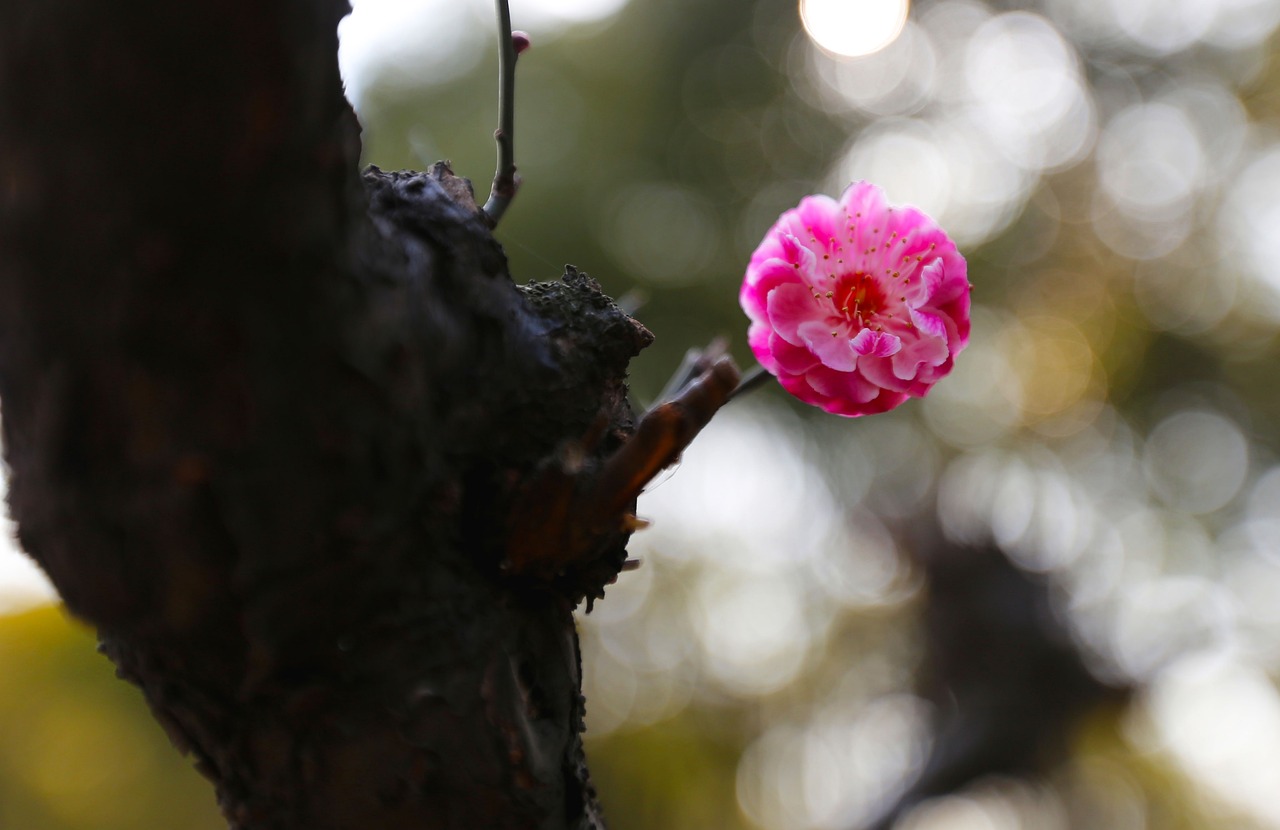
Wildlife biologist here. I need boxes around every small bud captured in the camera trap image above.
[512,31,532,55]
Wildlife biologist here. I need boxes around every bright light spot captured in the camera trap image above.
[1220,146,1280,317]
[801,696,931,827]
[339,0,634,116]
[1113,0,1218,54]
[1143,410,1249,514]
[1098,102,1205,221]
[965,13,1078,143]
[694,570,810,696]
[804,21,937,116]
[512,0,631,26]
[1205,0,1280,48]
[1245,466,1280,558]
[635,403,835,574]
[0,469,56,616]
[810,509,903,607]
[836,121,950,226]
[1112,576,1237,679]
[964,13,1095,174]
[339,0,486,115]
[898,781,1068,830]
[737,698,932,830]
[800,0,910,58]
[1142,651,1280,827]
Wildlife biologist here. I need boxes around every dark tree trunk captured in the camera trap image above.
[0,2,725,828]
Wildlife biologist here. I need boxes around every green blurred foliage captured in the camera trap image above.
[0,607,223,830]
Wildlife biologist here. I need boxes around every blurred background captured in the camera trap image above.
[4,0,1280,827]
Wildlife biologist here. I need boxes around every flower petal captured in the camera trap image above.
[771,332,821,373]
[858,355,912,393]
[766,282,820,347]
[779,195,843,257]
[851,329,902,358]
[807,365,880,403]
[907,258,945,306]
[892,332,950,380]
[748,322,779,372]
[909,307,947,340]
[798,320,858,372]
[778,232,819,282]
[741,258,800,323]
[777,372,827,410]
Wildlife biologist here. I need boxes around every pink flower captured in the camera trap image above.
[740,182,970,417]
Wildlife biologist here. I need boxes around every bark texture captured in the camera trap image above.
[0,2,661,827]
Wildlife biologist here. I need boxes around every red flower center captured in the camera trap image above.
[834,272,885,323]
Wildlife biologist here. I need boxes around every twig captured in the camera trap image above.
[728,363,771,401]
[481,0,521,227]
[656,338,727,403]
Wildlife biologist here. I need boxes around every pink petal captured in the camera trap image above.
[858,355,912,393]
[933,250,969,304]
[780,195,843,256]
[741,258,800,323]
[892,332,950,380]
[798,320,858,372]
[839,181,890,224]
[909,307,947,340]
[851,329,902,358]
[778,232,819,280]
[766,282,821,347]
[807,365,880,403]
[907,258,945,306]
[748,322,780,373]
[771,332,821,374]
[777,372,827,410]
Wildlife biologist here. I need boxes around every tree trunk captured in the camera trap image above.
[0,2,728,827]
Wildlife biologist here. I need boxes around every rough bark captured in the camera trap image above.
[0,2,705,828]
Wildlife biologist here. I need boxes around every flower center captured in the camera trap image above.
[833,272,885,323]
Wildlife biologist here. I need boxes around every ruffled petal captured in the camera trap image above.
[909,307,948,340]
[906,258,945,306]
[892,332,950,380]
[851,329,903,357]
[778,232,820,283]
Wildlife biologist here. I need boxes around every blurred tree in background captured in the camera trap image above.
[4,0,1280,827]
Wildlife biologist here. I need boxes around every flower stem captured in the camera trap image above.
[728,364,771,401]
[481,0,520,227]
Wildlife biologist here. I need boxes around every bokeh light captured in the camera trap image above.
[800,0,910,59]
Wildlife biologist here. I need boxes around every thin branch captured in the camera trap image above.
[482,0,521,227]
[728,363,771,401]
[656,338,727,404]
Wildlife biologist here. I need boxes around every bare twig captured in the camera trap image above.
[481,0,521,227]
[728,363,771,401]
[657,337,728,403]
